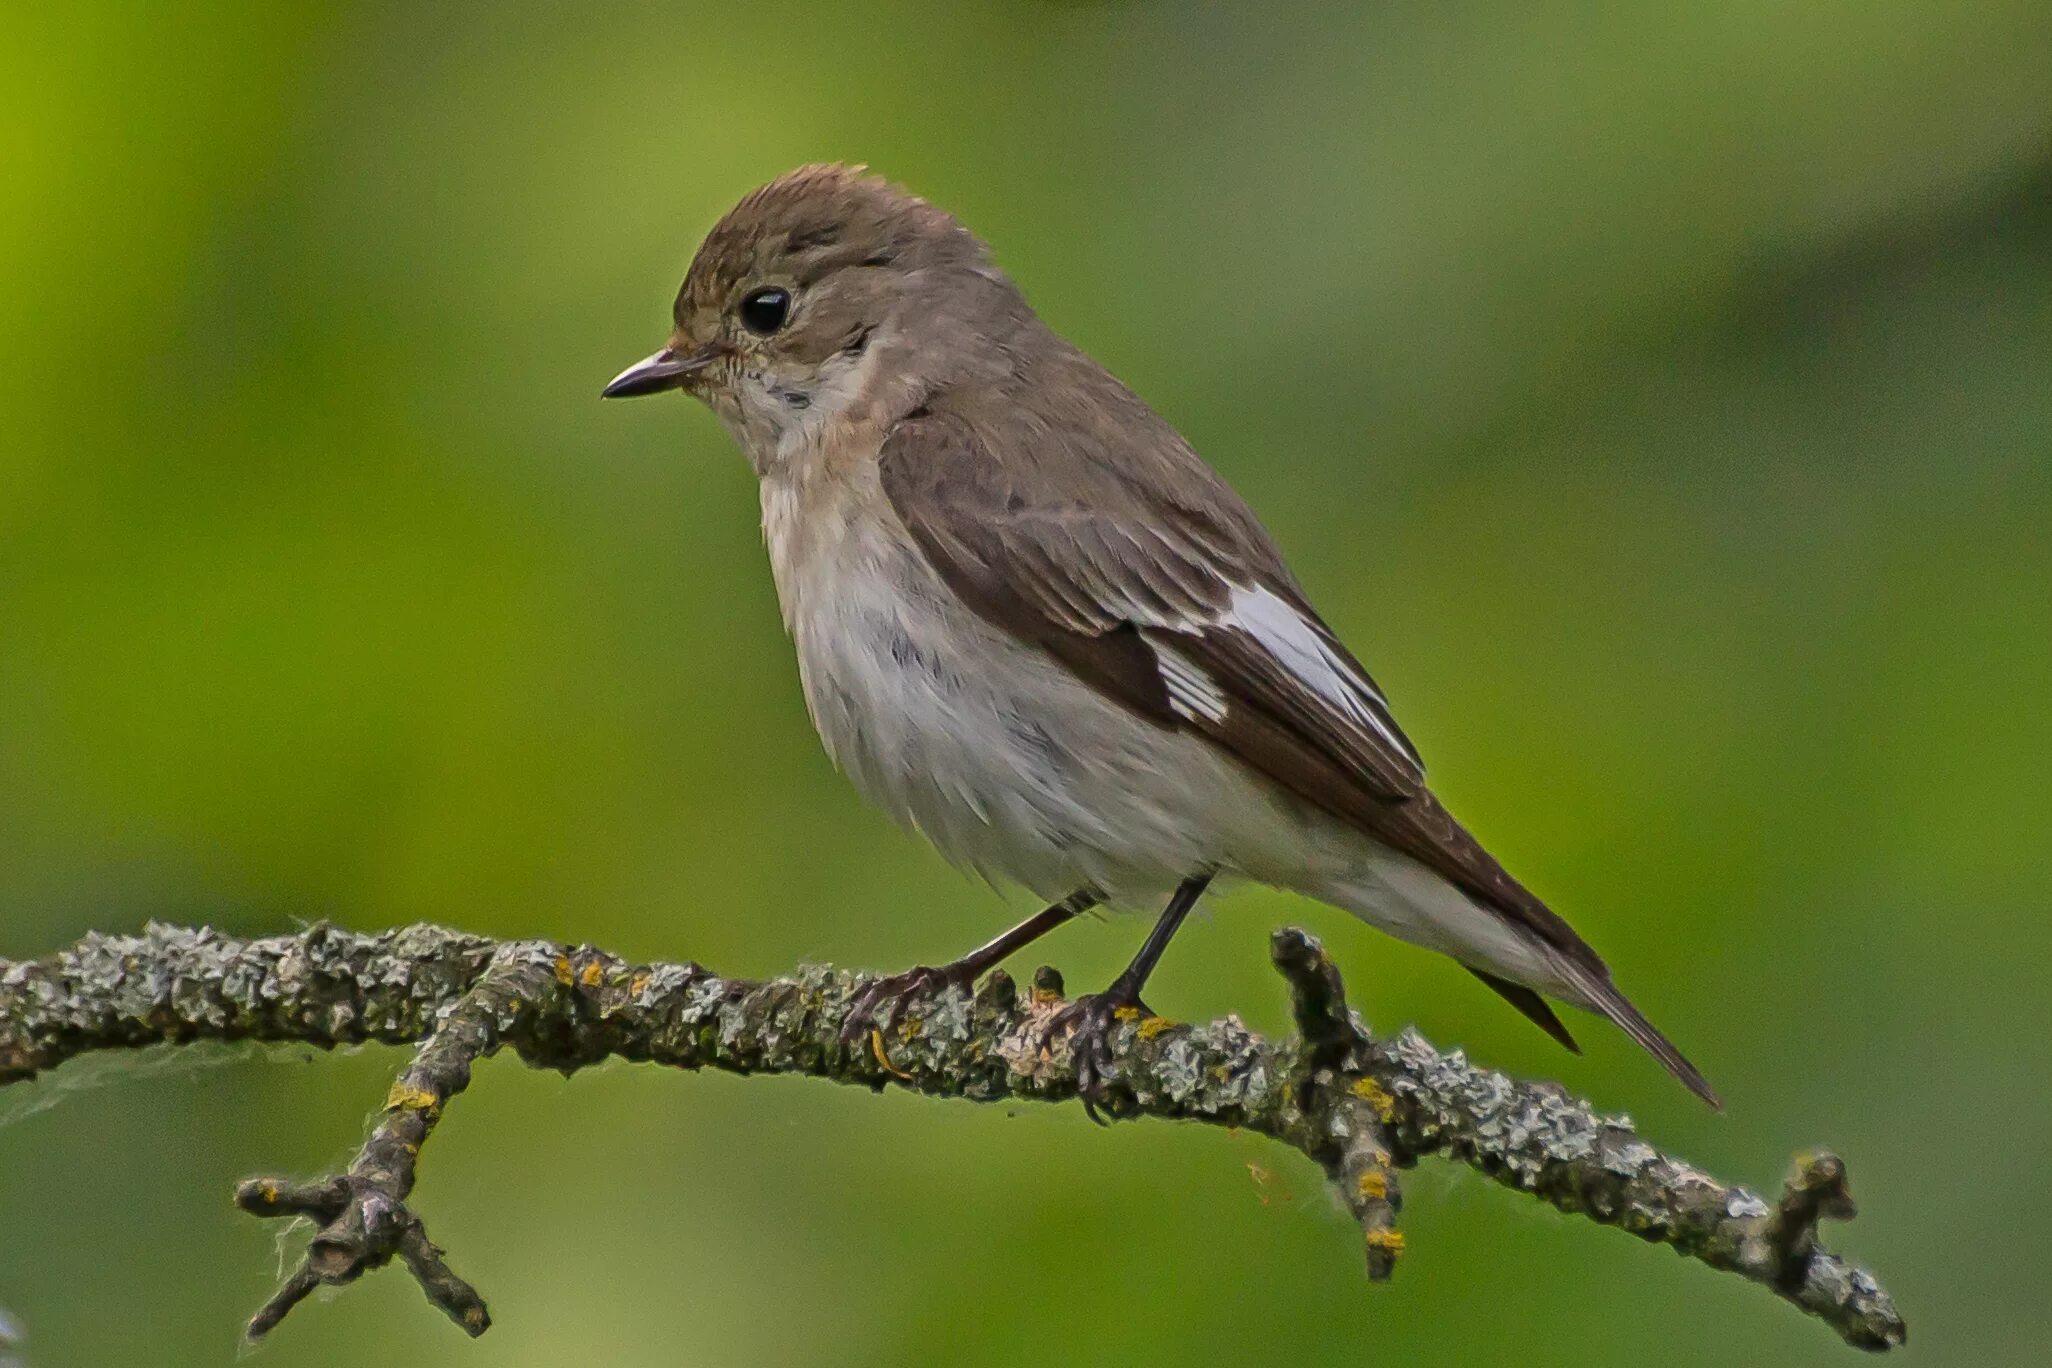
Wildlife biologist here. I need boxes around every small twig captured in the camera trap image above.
[1272,927,1406,1277]
[0,922,1905,1350]
[1768,1151,1859,1287]
[232,949,561,1337]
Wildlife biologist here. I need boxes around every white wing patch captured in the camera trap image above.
[1152,641,1229,722]
[1221,584,1421,770]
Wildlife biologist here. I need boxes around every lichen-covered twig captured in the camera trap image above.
[232,949,559,1336]
[0,922,1905,1350]
[1272,928,1406,1277]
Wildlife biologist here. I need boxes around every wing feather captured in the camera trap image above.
[875,409,1594,964]
[873,406,1718,1105]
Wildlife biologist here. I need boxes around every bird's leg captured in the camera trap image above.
[840,890,1099,1044]
[1047,872,1213,1120]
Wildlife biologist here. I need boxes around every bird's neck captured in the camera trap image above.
[720,340,928,485]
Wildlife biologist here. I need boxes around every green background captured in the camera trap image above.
[3,3,2047,1365]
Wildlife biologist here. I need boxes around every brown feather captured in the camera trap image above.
[1467,968,1581,1054]
[876,403,1590,962]
[878,400,1721,1107]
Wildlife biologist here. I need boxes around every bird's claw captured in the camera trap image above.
[839,963,975,1046]
[1041,988,1152,1124]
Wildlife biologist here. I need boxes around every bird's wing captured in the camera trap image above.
[878,409,1725,1108]
[876,409,1576,950]
[878,409,1421,796]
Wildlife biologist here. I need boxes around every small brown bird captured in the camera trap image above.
[604,164,1717,1108]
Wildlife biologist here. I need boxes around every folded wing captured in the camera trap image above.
[875,407,1717,1106]
[878,410,1557,937]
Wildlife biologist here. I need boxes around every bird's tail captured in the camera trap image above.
[1308,847,1720,1107]
[1550,953,1722,1109]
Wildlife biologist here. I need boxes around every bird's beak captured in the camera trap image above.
[601,343,722,399]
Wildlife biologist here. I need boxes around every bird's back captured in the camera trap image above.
[898,334,1587,950]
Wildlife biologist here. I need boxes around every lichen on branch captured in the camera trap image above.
[0,921,1904,1350]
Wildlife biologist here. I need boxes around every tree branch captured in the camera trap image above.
[0,922,1904,1350]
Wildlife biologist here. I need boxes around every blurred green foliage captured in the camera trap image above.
[3,3,2048,1364]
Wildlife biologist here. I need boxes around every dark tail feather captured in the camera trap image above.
[1557,958,1722,1109]
[1468,967,1581,1055]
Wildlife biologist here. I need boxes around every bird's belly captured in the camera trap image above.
[788,574,1557,986]
[779,533,1311,904]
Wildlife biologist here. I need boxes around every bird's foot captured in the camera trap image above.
[1042,986,1153,1124]
[839,962,978,1046]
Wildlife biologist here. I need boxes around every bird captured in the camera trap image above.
[601,163,1718,1109]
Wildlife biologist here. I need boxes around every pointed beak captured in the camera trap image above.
[601,344,721,399]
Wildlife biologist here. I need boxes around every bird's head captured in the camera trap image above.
[603,164,1026,466]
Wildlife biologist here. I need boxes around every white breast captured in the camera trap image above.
[758,462,1316,905]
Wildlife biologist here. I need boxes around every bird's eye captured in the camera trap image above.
[739,286,791,336]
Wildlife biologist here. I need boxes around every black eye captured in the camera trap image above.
[739,286,791,336]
